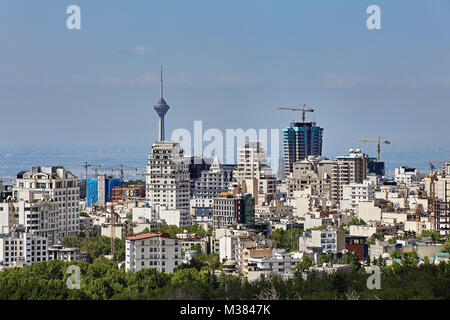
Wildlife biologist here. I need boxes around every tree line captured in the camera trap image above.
[0,257,448,300]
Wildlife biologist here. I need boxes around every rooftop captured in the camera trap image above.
[126,232,171,241]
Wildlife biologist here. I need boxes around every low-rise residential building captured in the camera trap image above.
[345,235,368,260]
[47,244,82,262]
[299,229,346,253]
[349,221,403,238]
[308,264,352,277]
[394,167,418,185]
[80,216,94,231]
[213,193,254,230]
[125,233,182,273]
[101,220,133,240]
[176,231,208,254]
[341,180,375,210]
[246,249,302,279]
[241,243,274,276]
[254,201,293,220]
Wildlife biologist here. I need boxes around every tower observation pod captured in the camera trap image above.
[153,67,170,141]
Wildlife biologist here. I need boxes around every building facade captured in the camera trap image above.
[233,141,272,182]
[125,233,182,273]
[0,225,48,266]
[192,157,234,221]
[146,142,190,225]
[14,166,80,238]
[283,121,323,177]
[213,193,255,230]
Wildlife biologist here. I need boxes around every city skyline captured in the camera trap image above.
[0,1,449,304]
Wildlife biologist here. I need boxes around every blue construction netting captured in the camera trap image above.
[86,178,98,207]
[106,179,122,203]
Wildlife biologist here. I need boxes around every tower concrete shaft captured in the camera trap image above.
[153,67,170,142]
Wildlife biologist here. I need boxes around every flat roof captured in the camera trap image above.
[126,232,171,241]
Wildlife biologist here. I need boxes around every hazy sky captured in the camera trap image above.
[1,0,450,159]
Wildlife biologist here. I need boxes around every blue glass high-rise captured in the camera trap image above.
[282,121,323,176]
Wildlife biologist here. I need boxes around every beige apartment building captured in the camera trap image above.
[125,232,182,273]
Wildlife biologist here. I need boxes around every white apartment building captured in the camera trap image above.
[145,142,190,225]
[292,151,368,202]
[1,190,58,246]
[299,229,346,253]
[246,249,302,278]
[0,201,16,233]
[47,244,82,262]
[254,201,293,219]
[341,179,375,210]
[425,174,450,203]
[131,204,189,227]
[0,225,48,266]
[125,232,182,273]
[394,166,418,185]
[14,166,80,238]
[233,141,273,182]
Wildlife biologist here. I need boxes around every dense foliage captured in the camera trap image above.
[121,180,145,186]
[348,219,366,226]
[267,228,303,252]
[0,259,449,300]
[62,232,125,263]
[156,224,211,237]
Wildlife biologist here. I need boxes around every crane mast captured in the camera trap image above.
[359,136,391,162]
[277,104,315,123]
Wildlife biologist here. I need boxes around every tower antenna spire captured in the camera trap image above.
[154,66,170,142]
[160,66,163,99]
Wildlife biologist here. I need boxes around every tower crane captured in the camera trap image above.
[359,136,391,162]
[416,163,438,228]
[96,165,139,180]
[109,203,116,259]
[54,163,101,180]
[429,160,450,164]
[429,160,450,177]
[277,104,315,123]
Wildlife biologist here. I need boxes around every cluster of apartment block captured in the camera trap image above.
[0,166,84,268]
[96,137,449,275]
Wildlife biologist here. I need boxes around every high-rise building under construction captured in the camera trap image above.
[283,121,323,177]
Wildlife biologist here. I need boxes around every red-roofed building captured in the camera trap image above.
[125,232,182,273]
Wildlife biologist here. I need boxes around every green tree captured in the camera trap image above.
[295,256,314,271]
[268,228,303,252]
[442,240,450,254]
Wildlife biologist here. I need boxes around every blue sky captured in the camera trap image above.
[1,0,450,159]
